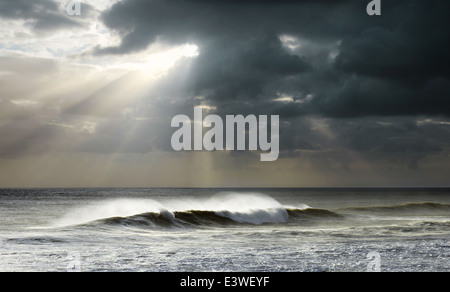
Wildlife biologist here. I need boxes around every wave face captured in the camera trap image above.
[96,208,344,229]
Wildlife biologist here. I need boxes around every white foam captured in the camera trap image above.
[206,192,289,224]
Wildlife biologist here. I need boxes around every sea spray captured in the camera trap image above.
[49,192,292,228]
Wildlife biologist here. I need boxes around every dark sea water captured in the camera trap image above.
[0,188,449,272]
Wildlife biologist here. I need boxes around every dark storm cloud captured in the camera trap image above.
[335,1,450,85]
[189,33,311,104]
[0,0,93,32]
[309,75,450,118]
[96,0,450,118]
[96,0,359,55]
[324,0,450,117]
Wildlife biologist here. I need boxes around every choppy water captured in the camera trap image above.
[0,188,449,272]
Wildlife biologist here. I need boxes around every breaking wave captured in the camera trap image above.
[49,192,343,229]
[49,193,448,230]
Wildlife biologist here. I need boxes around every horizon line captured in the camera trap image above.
[0,186,449,190]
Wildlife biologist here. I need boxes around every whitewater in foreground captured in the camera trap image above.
[0,188,449,272]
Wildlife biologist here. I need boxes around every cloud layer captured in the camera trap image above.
[0,0,449,187]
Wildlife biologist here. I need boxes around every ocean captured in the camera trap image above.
[0,188,448,272]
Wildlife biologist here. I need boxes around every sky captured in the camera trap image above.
[0,0,449,188]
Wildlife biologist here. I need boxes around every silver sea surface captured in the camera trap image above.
[0,188,449,272]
